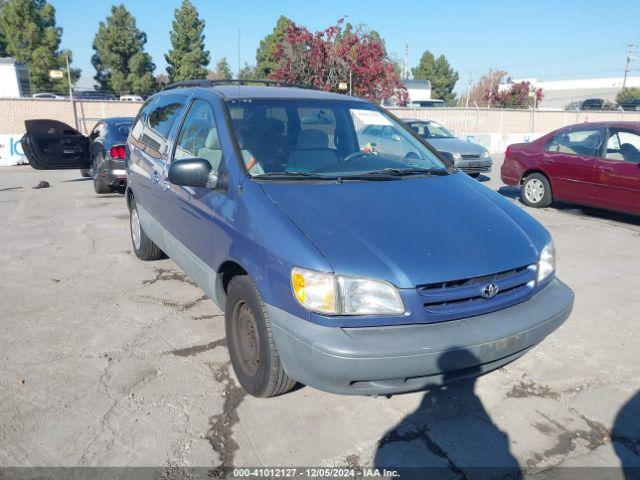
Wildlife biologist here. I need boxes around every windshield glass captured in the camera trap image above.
[408,121,454,139]
[113,122,132,137]
[225,99,445,178]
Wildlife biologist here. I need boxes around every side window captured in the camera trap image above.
[545,129,602,157]
[147,94,187,139]
[606,129,640,163]
[174,99,223,171]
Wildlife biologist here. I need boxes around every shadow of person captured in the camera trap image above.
[374,349,522,480]
[612,391,640,480]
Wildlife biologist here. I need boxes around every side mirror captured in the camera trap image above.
[439,151,455,168]
[168,158,216,188]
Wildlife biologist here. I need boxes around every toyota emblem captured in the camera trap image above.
[481,283,500,299]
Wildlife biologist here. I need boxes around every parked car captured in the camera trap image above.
[21,116,133,194]
[72,91,117,101]
[402,119,492,177]
[120,95,143,102]
[22,81,574,398]
[619,99,640,111]
[32,92,65,99]
[565,98,616,111]
[502,121,640,216]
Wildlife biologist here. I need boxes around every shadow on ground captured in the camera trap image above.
[498,186,640,227]
[613,391,640,480]
[373,350,522,479]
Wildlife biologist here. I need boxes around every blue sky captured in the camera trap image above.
[53,0,640,93]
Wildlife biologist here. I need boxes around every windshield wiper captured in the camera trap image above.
[254,172,335,180]
[357,167,448,177]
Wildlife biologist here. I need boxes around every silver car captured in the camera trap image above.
[403,119,493,177]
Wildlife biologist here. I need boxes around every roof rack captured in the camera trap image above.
[162,79,319,91]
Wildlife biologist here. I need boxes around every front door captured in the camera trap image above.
[164,96,231,303]
[541,127,603,204]
[593,127,640,214]
[21,119,90,170]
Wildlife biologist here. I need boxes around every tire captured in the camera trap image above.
[129,198,165,261]
[468,173,480,178]
[80,169,91,178]
[225,275,296,397]
[520,173,552,208]
[93,165,112,194]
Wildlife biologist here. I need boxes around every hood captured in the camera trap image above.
[426,137,487,156]
[260,173,549,288]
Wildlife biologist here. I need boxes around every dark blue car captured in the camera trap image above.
[22,116,133,194]
[22,81,574,397]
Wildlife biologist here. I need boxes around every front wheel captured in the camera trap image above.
[225,276,296,397]
[521,173,552,208]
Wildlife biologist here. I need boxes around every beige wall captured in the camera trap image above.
[2,97,640,138]
[0,98,143,135]
[387,107,640,137]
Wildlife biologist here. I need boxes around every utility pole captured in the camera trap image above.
[65,54,78,131]
[401,39,409,80]
[487,68,494,108]
[465,70,473,108]
[622,43,637,91]
[237,29,241,78]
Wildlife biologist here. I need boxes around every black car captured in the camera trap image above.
[84,117,134,193]
[22,117,133,194]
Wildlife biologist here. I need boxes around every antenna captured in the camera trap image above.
[622,43,637,91]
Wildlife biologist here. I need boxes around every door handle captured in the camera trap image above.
[598,166,613,172]
[160,180,171,192]
[151,170,159,184]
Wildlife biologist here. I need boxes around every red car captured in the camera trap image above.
[502,122,640,216]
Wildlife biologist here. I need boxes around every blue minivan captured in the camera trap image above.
[22,81,574,397]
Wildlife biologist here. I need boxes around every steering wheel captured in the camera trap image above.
[340,151,374,163]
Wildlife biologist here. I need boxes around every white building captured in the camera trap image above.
[501,76,640,109]
[0,57,31,98]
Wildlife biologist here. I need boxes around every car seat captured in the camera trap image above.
[286,129,337,172]
[198,129,223,170]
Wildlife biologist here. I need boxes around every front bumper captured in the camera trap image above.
[268,278,573,395]
[456,157,493,175]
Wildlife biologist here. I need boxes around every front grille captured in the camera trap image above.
[461,154,481,159]
[460,165,491,173]
[418,265,537,322]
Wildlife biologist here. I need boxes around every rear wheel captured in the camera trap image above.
[521,173,552,208]
[93,159,112,194]
[129,198,164,260]
[225,275,296,397]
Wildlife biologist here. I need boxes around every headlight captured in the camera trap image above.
[291,267,337,314]
[291,267,404,315]
[481,150,491,159]
[452,152,462,161]
[537,242,555,283]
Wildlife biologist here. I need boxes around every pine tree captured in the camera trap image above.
[255,15,291,79]
[0,0,80,93]
[412,50,459,105]
[165,0,209,82]
[92,4,155,96]
[213,58,232,80]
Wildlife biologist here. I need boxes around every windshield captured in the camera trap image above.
[113,122,132,137]
[408,121,454,139]
[225,99,446,178]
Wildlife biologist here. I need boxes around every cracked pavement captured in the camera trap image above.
[0,160,638,477]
